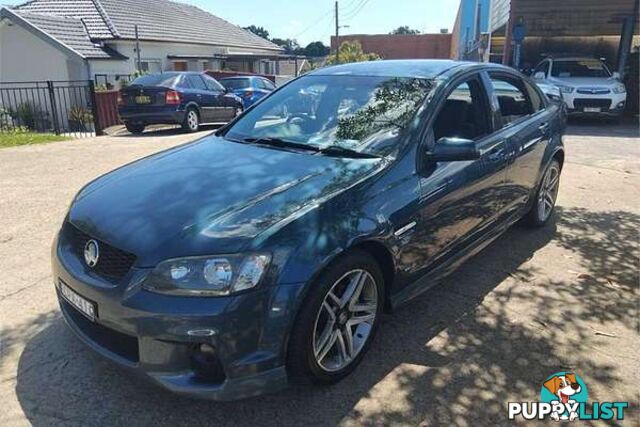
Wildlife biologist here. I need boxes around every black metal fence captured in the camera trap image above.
[0,80,100,138]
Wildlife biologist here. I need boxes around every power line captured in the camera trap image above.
[342,0,372,21]
[291,7,334,39]
[340,0,365,14]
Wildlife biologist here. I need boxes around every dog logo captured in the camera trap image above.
[541,372,588,421]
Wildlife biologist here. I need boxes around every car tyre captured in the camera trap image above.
[125,122,145,134]
[182,108,200,132]
[287,249,384,385]
[523,159,561,227]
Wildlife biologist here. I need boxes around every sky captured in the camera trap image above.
[3,0,461,46]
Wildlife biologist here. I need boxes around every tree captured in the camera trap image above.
[244,25,269,40]
[326,41,381,65]
[271,38,300,55]
[390,26,421,35]
[303,41,330,58]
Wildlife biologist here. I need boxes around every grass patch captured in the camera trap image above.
[0,130,70,148]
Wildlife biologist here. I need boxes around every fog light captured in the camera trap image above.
[616,101,625,109]
[190,343,226,383]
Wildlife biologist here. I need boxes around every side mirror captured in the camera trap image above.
[427,137,480,162]
[533,72,546,80]
[612,71,621,80]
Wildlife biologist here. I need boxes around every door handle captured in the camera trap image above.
[487,147,505,162]
[539,122,550,133]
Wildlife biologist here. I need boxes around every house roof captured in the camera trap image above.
[13,0,283,52]
[0,8,122,59]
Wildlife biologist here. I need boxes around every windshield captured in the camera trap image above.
[131,74,179,87]
[551,60,611,78]
[223,74,435,157]
[220,78,251,90]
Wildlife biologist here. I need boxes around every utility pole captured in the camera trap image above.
[134,24,141,71]
[335,1,340,62]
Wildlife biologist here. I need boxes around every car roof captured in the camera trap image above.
[218,76,259,80]
[547,56,604,62]
[308,60,512,79]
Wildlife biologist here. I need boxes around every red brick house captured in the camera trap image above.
[330,33,452,60]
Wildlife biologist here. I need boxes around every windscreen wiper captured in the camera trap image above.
[242,137,319,152]
[318,146,381,159]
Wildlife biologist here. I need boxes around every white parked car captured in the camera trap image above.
[532,57,627,117]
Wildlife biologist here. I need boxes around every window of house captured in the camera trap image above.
[489,76,534,127]
[432,79,490,141]
[139,60,162,73]
[173,61,188,72]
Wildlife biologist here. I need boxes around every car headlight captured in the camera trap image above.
[612,84,626,94]
[144,253,271,296]
[557,85,574,94]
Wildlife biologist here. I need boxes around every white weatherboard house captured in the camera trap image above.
[0,0,286,85]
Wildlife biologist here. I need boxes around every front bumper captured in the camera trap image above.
[562,91,627,116]
[52,236,304,400]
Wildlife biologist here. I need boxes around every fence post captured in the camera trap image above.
[46,81,60,135]
[88,80,103,136]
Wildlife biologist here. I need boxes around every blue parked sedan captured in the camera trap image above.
[218,75,276,108]
[53,60,566,400]
[118,72,244,134]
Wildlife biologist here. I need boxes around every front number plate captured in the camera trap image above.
[59,280,97,321]
[584,107,601,113]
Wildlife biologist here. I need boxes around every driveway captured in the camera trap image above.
[1,122,638,426]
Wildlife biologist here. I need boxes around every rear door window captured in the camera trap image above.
[187,75,207,90]
[260,79,276,90]
[488,75,534,127]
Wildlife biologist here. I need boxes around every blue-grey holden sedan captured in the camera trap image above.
[53,60,566,400]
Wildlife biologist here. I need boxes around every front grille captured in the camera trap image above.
[62,298,140,363]
[64,223,137,281]
[576,88,611,95]
[573,98,612,110]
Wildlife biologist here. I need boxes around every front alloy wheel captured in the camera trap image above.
[313,269,378,372]
[287,250,383,384]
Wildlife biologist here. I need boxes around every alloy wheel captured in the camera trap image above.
[537,163,560,221]
[187,110,199,130]
[312,269,379,372]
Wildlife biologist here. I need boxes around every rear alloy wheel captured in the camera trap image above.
[183,108,200,132]
[125,123,145,134]
[287,250,383,384]
[524,159,561,227]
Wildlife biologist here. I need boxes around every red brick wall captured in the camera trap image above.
[331,33,453,60]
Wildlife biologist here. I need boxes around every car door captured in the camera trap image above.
[484,71,551,222]
[185,74,216,122]
[202,75,235,121]
[406,73,510,281]
[257,78,276,100]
